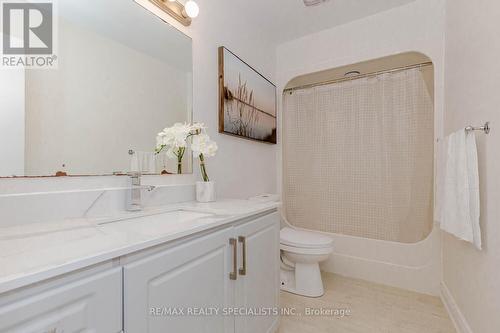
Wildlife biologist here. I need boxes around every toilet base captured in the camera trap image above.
[280,262,325,298]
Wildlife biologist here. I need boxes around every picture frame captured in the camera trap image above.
[218,46,277,144]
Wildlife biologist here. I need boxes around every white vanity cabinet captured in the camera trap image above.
[0,209,280,333]
[123,211,280,333]
[123,227,236,333]
[0,265,122,333]
[234,213,280,333]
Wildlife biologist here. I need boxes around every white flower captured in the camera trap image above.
[204,141,218,157]
[190,122,207,134]
[156,122,192,153]
[191,133,218,158]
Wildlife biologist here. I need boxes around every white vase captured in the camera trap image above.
[196,181,216,203]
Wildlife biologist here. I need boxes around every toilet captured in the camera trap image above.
[280,227,333,297]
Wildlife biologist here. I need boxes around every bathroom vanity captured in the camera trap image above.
[0,0,281,331]
[0,200,280,333]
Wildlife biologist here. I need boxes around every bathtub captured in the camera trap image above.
[287,222,442,296]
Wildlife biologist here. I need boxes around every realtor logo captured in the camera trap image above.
[1,1,57,68]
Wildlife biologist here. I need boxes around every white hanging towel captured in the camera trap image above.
[130,152,140,173]
[440,130,481,250]
[145,152,156,174]
[130,151,157,174]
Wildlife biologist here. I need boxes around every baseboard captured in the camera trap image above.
[270,317,280,333]
[440,282,474,333]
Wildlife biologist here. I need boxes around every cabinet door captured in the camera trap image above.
[234,212,280,333]
[123,228,235,333]
[0,267,122,333]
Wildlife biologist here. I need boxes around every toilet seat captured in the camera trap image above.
[280,227,333,249]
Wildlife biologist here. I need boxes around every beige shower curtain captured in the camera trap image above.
[283,68,434,243]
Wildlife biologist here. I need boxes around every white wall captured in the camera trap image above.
[275,0,446,295]
[442,1,500,332]
[191,1,277,199]
[0,67,25,176]
[0,0,277,224]
[135,0,278,199]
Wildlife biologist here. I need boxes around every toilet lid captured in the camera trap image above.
[280,227,333,249]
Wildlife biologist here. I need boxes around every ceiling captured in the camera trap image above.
[231,0,417,43]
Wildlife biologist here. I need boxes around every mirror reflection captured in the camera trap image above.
[0,0,193,177]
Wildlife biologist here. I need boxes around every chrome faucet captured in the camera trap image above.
[127,172,143,211]
[126,172,157,211]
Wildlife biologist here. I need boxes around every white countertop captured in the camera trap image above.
[0,199,280,294]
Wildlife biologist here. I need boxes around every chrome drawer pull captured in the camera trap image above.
[229,238,237,280]
[238,236,247,276]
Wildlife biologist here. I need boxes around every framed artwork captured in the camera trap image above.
[218,46,277,144]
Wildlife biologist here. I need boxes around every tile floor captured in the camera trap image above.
[278,273,456,333]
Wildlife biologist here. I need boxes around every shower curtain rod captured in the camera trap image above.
[284,61,433,93]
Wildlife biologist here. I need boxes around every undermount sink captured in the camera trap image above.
[95,208,220,226]
[0,208,226,242]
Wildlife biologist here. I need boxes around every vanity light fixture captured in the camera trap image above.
[149,0,199,26]
[184,0,199,18]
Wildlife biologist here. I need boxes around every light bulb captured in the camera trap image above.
[184,0,199,18]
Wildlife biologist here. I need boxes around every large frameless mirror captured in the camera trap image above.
[0,0,193,177]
